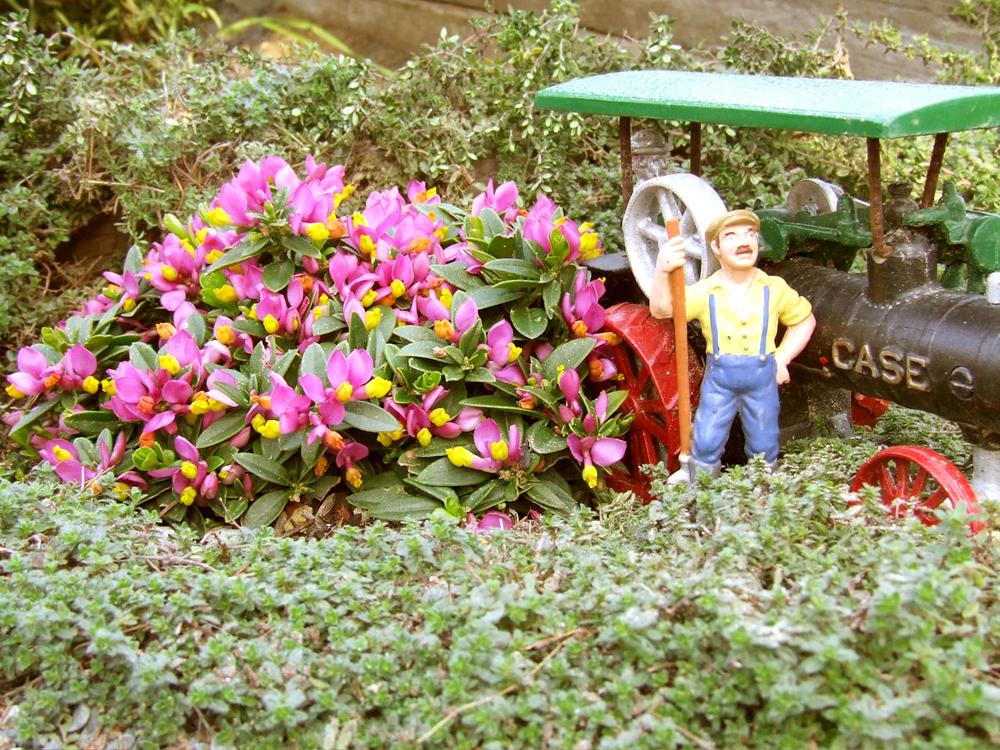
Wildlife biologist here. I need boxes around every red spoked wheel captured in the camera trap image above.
[850,446,985,534]
[602,303,704,502]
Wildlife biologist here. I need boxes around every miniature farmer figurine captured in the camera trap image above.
[649,209,816,482]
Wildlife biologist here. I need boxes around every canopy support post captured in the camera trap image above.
[620,116,633,207]
[921,132,949,209]
[690,122,702,177]
[868,138,889,260]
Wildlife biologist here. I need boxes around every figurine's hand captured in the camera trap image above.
[656,235,687,273]
[775,360,791,385]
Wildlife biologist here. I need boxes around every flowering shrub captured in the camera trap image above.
[3,156,632,528]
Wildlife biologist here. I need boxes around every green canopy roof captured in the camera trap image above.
[534,71,1000,138]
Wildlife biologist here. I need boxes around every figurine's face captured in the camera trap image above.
[711,223,759,271]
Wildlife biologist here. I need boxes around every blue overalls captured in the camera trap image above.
[691,286,780,467]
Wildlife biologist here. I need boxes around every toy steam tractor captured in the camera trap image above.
[535,70,1000,531]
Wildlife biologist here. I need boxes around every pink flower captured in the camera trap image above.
[483,320,526,385]
[148,436,219,506]
[471,179,519,223]
[7,345,97,398]
[39,432,127,487]
[445,418,522,473]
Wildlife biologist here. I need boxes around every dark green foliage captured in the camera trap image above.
[1,423,996,748]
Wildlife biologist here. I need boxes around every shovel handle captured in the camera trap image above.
[665,219,691,456]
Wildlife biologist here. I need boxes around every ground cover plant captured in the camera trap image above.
[0,432,996,749]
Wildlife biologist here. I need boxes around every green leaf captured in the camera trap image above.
[235,452,292,486]
[342,401,400,432]
[185,312,207,346]
[348,485,441,521]
[479,208,507,239]
[526,421,568,454]
[8,397,62,435]
[403,478,459,506]
[469,286,525,310]
[394,325,439,343]
[461,394,537,415]
[272,349,298,379]
[429,263,485,291]
[61,411,122,436]
[196,411,249,449]
[542,279,562,312]
[511,307,549,338]
[541,337,596,381]
[280,234,322,259]
[242,490,290,528]
[416,457,487,486]
[466,479,507,513]
[130,342,158,371]
[525,475,577,514]
[464,368,497,383]
[263,259,295,292]
[301,342,328,381]
[483,258,540,278]
[203,234,269,275]
[232,319,267,338]
[313,315,345,336]
[348,311,368,351]
[396,340,447,361]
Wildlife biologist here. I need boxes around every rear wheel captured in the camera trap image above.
[602,303,704,501]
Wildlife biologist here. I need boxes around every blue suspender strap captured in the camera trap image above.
[709,293,720,359]
[759,286,770,359]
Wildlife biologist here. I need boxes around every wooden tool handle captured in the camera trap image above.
[665,219,692,456]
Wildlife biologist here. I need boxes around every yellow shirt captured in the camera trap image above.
[686,269,812,356]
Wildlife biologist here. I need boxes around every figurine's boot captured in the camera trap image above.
[667,455,722,485]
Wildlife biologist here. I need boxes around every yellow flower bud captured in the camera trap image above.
[446,446,474,468]
[351,211,367,227]
[490,441,509,461]
[390,279,406,298]
[365,308,381,331]
[121,297,136,312]
[205,249,223,264]
[189,397,210,416]
[438,288,453,309]
[260,420,281,440]
[360,235,377,259]
[366,377,392,399]
[102,379,117,396]
[181,461,199,480]
[345,466,363,488]
[579,231,601,260]
[335,382,354,403]
[156,323,177,340]
[158,354,181,376]
[6,384,25,399]
[180,487,197,506]
[161,266,178,282]
[215,284,238,304]
[195,228,210,245]
[252,413,267,431]
[429,408,451,427]
[417,428,432,447]
[82,376,100,394]
[216,325,236,346]
[361,289,378,307]
[582,465,598,489]
[53,446,74,462]
[263,314,280,334]
[305,222,329,243]
[571,320,588,338]
[204,207,233,227]
[507,343,522,363]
